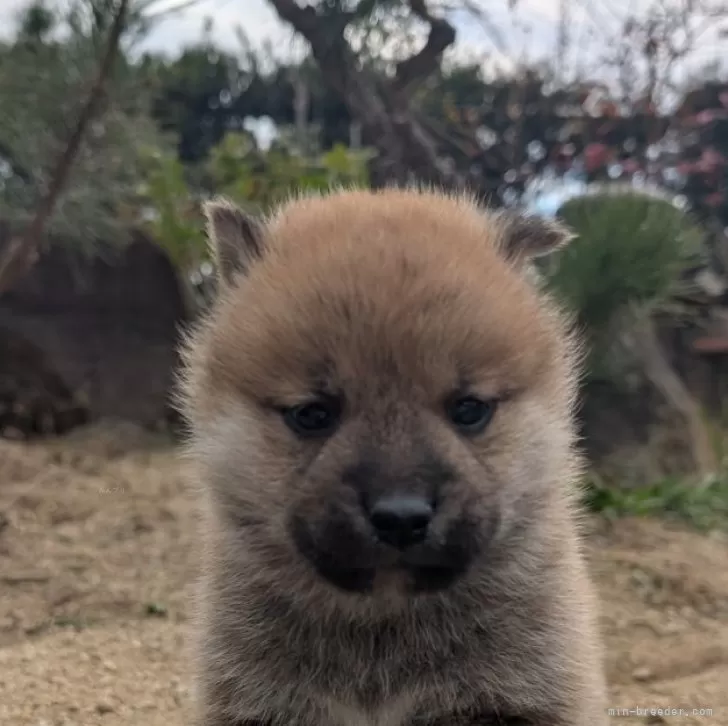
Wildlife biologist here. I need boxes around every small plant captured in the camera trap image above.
[54,615,93,631]
[584,473,728,532]
[137,146,207,271]
[144,601,168,617]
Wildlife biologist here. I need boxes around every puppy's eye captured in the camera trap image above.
[447,396,497,435]
[283,397,341,438]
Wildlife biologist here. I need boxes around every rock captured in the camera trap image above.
[0,327,89,440]
[632,666,653,681]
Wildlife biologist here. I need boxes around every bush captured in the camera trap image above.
[0,10,166,251]
[206,132,374,211]
[544,189,704,335]
[138,133,375,312]
[538,189,705,379]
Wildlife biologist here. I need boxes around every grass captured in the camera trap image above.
[53,615,95,631]
[584,474,728,533]
[144,601,168,617]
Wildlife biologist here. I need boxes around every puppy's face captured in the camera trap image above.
[181,190,579,599]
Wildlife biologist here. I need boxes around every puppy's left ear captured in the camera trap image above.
[495,210,576,265]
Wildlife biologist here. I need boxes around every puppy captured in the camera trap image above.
[179,187,607,726]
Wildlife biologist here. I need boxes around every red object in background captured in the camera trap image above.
[692,148,724,174]
[705,192,724,207]
[583,143,610,173]
[695,110,717,125]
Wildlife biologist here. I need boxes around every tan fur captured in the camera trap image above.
[178,187,607,726]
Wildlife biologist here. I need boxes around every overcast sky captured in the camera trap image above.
[0,0,559,61]
[0,0,724,82]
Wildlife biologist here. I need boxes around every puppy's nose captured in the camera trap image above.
[369,495,433,549]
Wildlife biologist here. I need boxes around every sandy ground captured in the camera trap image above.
[0,422,727,726]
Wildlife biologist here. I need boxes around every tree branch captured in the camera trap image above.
[0,0,130,295]
[265,0,321,38]
[267,0,467,192]
[394,0,456,92]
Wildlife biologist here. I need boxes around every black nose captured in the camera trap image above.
[369,495,434,550]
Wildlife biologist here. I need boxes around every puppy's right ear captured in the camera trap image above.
[203,198,266,285]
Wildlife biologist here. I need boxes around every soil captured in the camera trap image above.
[0,421,727,726]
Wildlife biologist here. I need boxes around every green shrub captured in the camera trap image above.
[543,189,704,336]
[138,133,376,312]
[138,147,207,272]
[207,132,375,212]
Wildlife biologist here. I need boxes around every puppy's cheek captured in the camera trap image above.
[191,411,302,528]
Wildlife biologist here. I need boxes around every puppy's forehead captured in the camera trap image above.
[206,194,561,400]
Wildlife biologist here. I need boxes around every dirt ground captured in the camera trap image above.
[0,422,727,726]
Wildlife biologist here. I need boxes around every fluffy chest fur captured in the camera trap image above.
[195,527,581,726]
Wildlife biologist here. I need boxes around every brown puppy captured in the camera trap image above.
[179,187,607,726]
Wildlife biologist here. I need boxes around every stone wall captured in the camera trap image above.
[0,232,187,431]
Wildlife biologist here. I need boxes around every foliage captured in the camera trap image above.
[138,131,374,281]
[143,34,350,163]
[207,132,374,210]
[411,60,728,223]
[0,0,168,252]
[146,43,260,164]
[120,4,728,221]
[543,190,704,345]
[2,0,726,268]
[584,473,728,532]
[562,86,728,229]
[671,83,728,226]
[137,148,206,271]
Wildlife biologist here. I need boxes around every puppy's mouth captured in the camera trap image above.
[288,513,479,595]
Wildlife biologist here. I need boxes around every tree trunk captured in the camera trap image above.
[267,0,464,191]
[623,314,717,480]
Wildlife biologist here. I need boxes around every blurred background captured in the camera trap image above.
[0,1,727,724]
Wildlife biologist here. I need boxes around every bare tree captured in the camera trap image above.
[267,0,468,189]
[593,0,728,111]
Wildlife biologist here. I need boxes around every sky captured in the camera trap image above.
[0,0,650,64]
[0,0,725,87]
[0,0,562,63]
